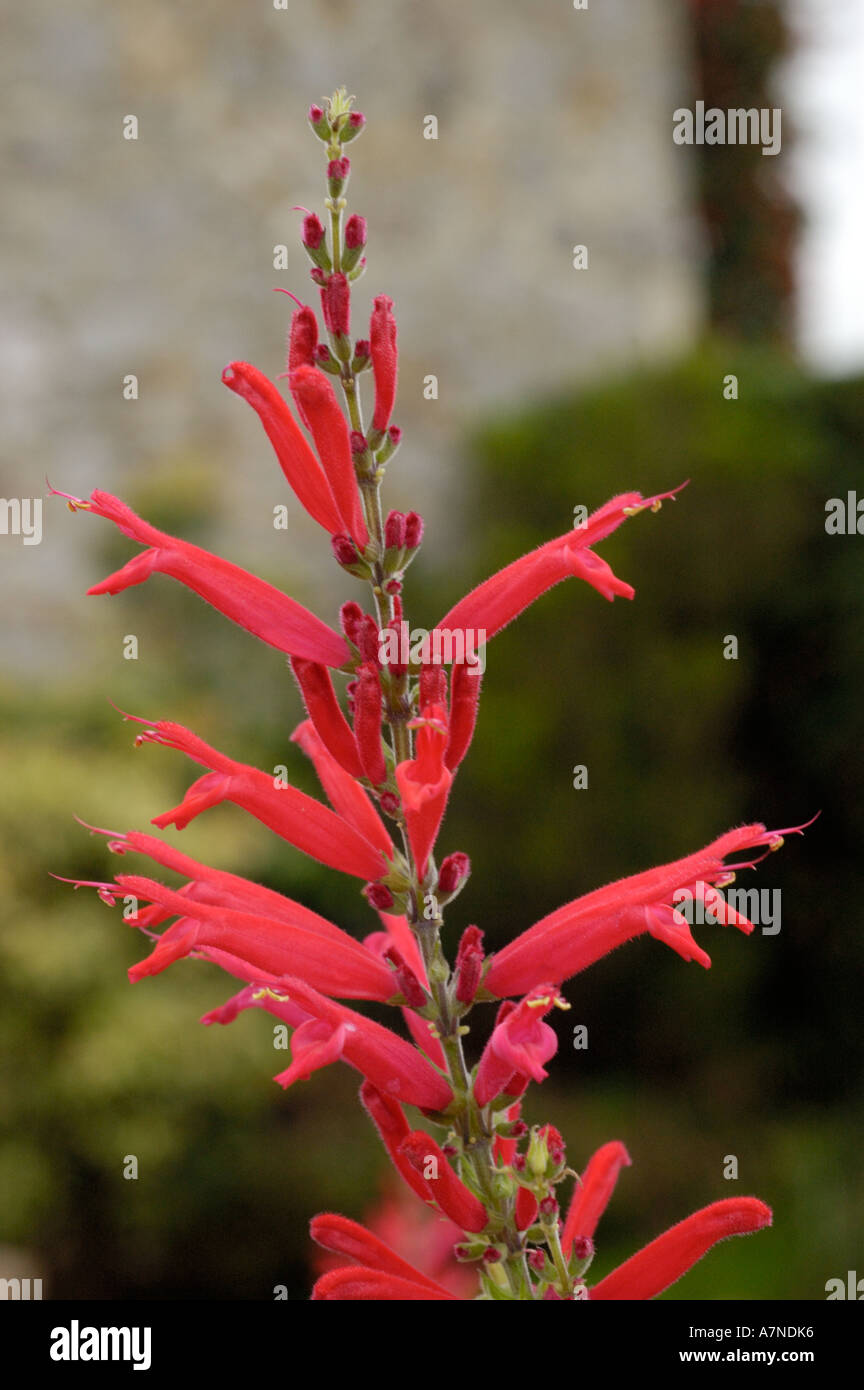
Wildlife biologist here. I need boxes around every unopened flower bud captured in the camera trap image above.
[356,615,381,667]
[481,1247,502,1265]
[404,510,423,548]
[539,1196,559,1218]
[331,534,358,566]
[302,213,326,250]
[352,339,371,372]
[379,790,400,816]
[384,946,427,1008]
[314,343,340,374]
[438,851,470,896]
[454,924,484,1005]
[339,600,364,646]
[384,578,402,595]
[343,213,367,272]
[320,271,350,343]
[350,430,368,456]
[570,1236,595,1263]
[327,156,350,197]
[341,110,366,142]
[384,510,406,550]
[308,104,330,140]
[364,882,394,911]
[528,1249,546,1273]
[512,1154,527,1172]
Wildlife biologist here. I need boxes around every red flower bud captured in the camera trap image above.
[379,791,400,816]
[481,1247,501,1265]
[454,924,484,1005]
[445,659,482,771]
[399,1133,489,1232]
[384,946,427,1008]
[287,304,318,375]
[571,1236,595,1262]
[438,851,470,896]
[331,534,359,567]
[384,510,406,550]
[302,213,326,250]
[539,1196,558,1217]
[357,615,381,666]
[345,214,367,249]
[289,657,363,779]
[404,510,423,548]
[419,665,447,708]
[350,430,368,456]
[528,1249,546,1272]
[364,882,395,911]
[370,294,398,433]
[354,663,387,786]
[340,600,364,646]
[320,271,351,338]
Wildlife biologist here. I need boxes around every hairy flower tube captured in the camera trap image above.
[60,87,809,1301]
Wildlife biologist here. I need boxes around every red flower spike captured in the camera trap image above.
[122,876,395,1000]
[289,364,368,548]
[370,294,398,433]
[399,1132,489,1233]
[290,719,393,861]
[289,657,364,779]
[221,362,342,535]
[395,703,453,878]
[359,1082,435,1205]
[590,1197,772,1301]
[64,487,348,665]
[445,660,482,772]
[309,1213,453,1296]
[353,663,388,786]
[132,716,387,880]
[475,985,565,1106]
[312,1267,455,1301]
[437,487,684,642]
[320,271,351,338]
[485,821,809,998]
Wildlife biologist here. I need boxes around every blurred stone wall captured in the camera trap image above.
[1,0,702,673]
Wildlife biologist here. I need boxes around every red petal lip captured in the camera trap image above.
[311,1267,455,1300]
[309,1213,453,1296]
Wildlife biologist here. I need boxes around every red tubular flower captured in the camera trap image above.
[207,976,452,1109]
[290,719,393,861]
[310,1213,453,1297]
[370,294,398,434]
[590,1197,772,1301]
[289,657,363,778]
[221,361,342,534]
[561,1141,632,1256]
[445,660,482,772]
[121,875,396,1000]
[437,487,683,643]
[289,364,368,549]
[485,820,810,998]
[57,487,348,666]
[353,663,388,786]
[102,827,382,949]
[359,1083,435,1204]
[131,716,389,880]
[394,703,452,878]
[312,1267,455,1301]
[320,271,351,338]
[398,1132,489,1233]
[474,985,565,1106]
